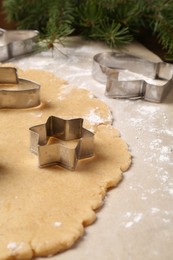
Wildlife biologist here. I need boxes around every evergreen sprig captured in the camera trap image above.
[2,0,173,59]
[90,20,133,48]
[76,0,133,46]
[45,0,75,46]
[143,0,173,59]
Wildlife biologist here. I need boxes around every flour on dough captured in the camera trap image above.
[0,67,131,259]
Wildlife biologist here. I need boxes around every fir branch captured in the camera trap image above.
[109,0,144,30]
[156,14,173,55]
[91,20,133,48]
[3,0,48,32]
[76,0,133,47]
[45,0,75,42]
[76,0,105,35]
[2,0,173,58]
[141,0,173,59]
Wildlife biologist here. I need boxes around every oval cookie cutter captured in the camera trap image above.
[92,52,173,102]
[29,116,94,170]
[0,28,38,61]
[0,67,41,109]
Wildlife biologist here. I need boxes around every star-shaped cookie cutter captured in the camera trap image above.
[29,116,94,170]
[0,67,41,109]
[93,52,173,103]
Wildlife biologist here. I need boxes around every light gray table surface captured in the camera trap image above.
[8,37,173,260]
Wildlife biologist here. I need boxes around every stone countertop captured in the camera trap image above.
[11,37,173,260]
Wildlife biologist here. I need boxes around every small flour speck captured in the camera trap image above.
[161,146,172,153]
[164,211,169,215]
[163,218,171,223]
[88,93,94,98]
[7,242,17,251]
[133,213,143,223]
[124,212,143,228]
[151,208,160,214]
[54,221,62,227]
[30,111,43,118]
[137,105,160,115]
[125,222,134,228]
[159,154,170,162]
[129,118,144,127]
[126,212,132,217]
[160,175,169,183]
[84,109,112,125]
[7,242,24,253]
[169,189,173,196]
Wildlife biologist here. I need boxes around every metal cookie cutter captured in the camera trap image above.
[92,52,173,102]
[0,28,38,61]
[0,67,40,109]
[29,116,94,170]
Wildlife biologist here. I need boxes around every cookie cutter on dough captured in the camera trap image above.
[92,52,173,102]
[29,116,94,170]
[0,67,41,108]
[0,28,39,61]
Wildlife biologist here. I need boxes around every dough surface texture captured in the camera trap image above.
[0,68,131,259]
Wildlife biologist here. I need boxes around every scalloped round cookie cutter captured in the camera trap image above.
[0,67,41,109]
[92,52,173,103]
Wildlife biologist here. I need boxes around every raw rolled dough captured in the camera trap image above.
[0,67,131,259]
